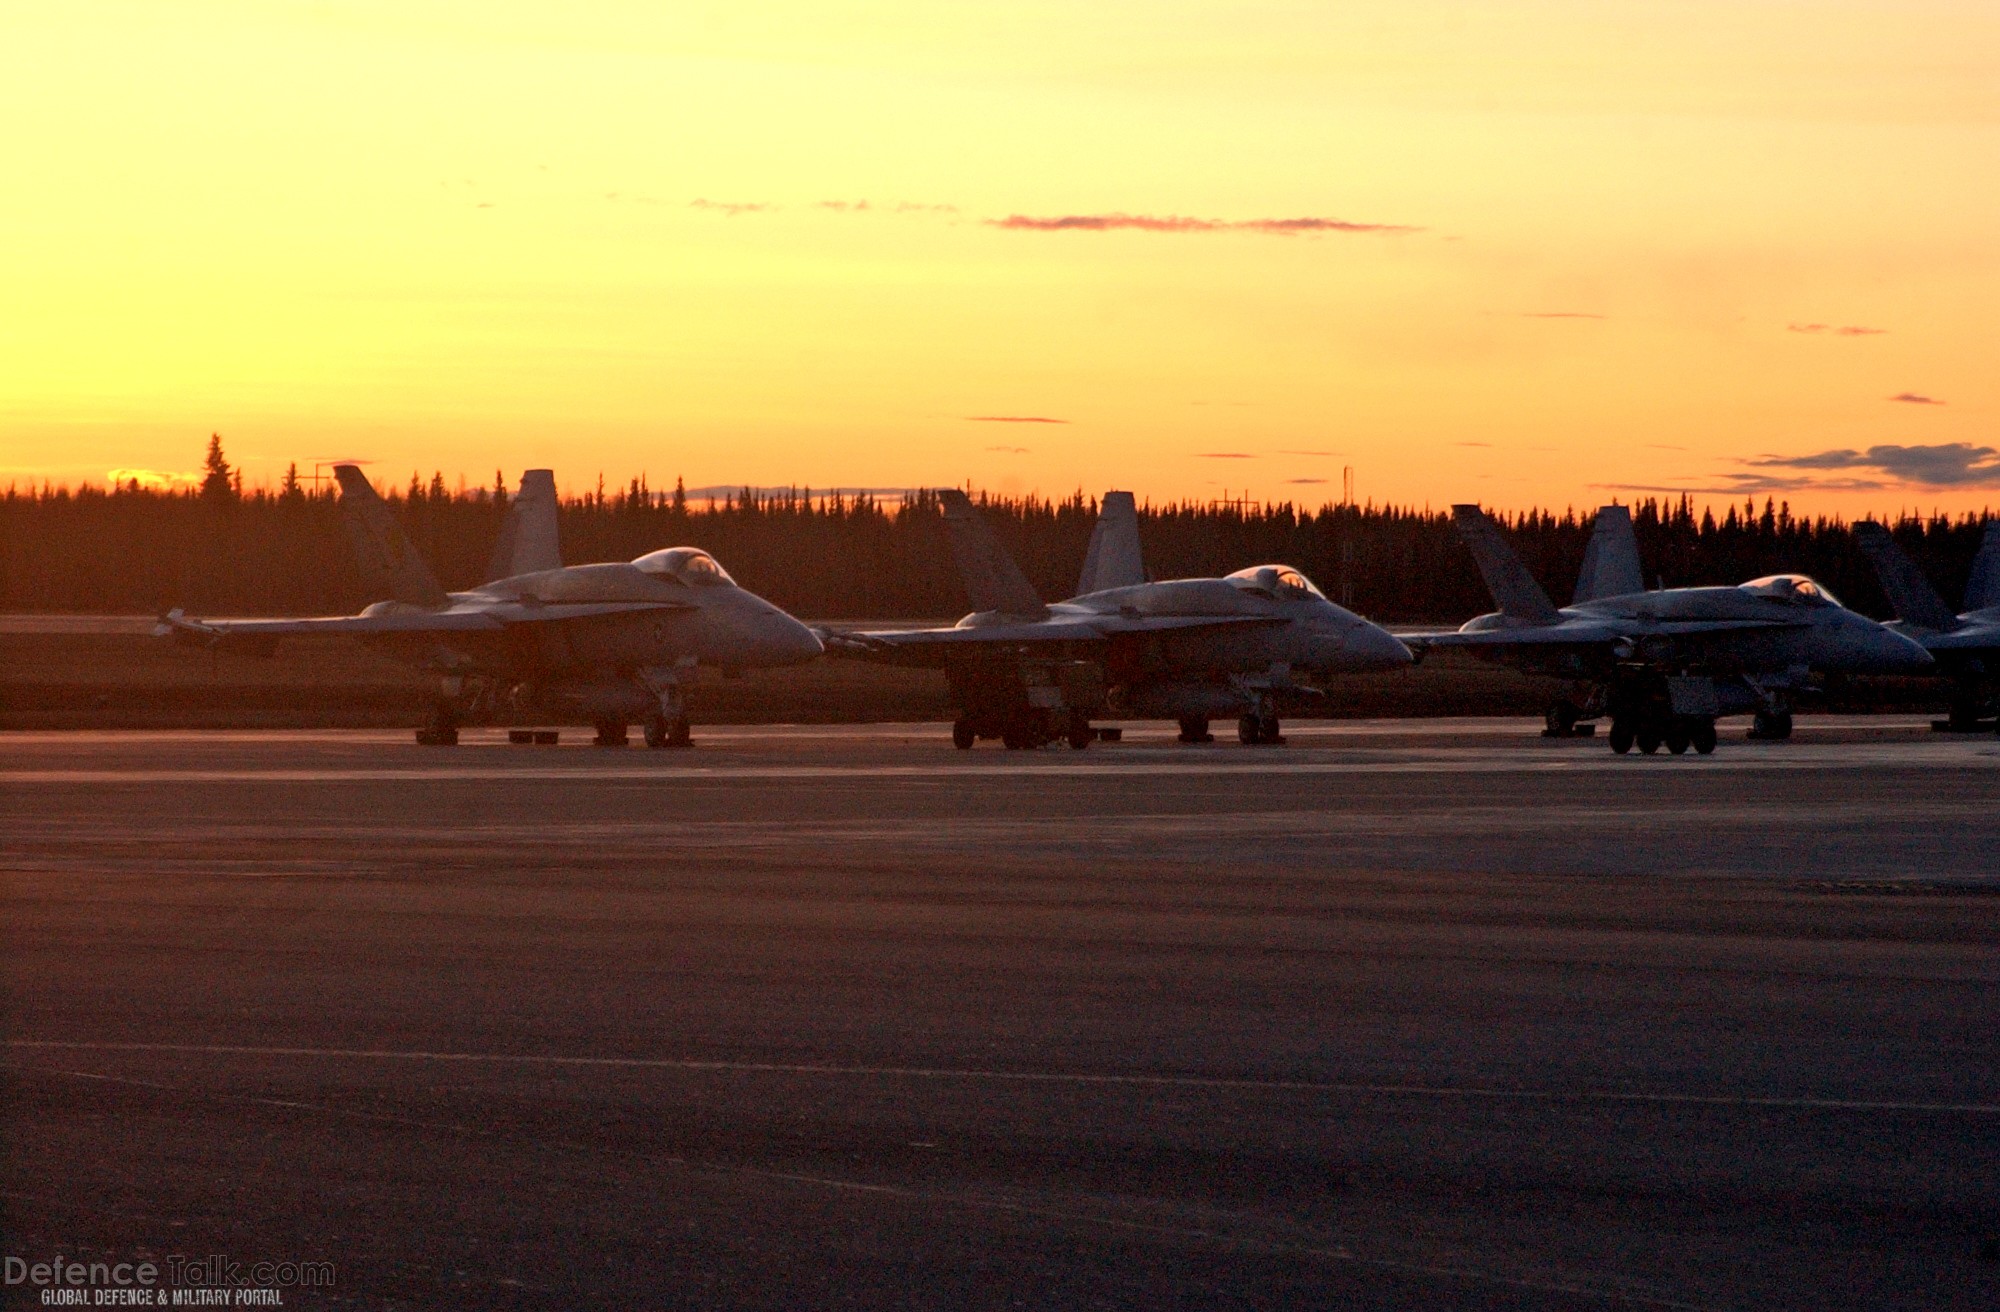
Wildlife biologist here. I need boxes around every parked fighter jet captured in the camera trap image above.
[1422,504,1932,753]
[157,465,821,746]
[1854,519,2000,732]
[826,489,1411,748]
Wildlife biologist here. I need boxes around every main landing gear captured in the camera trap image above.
[1236,713,1284,746]
[1747,710,1794,741]
[952,708,1094,750]
[414,702,459,746]
[1177,716,1213,745]
[642,711,692,749]
[1608,711,1717,756]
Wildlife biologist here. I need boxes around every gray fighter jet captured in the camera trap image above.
[1421,503,1932,753]
[827,489,1411,748]
[158,465,821,746]
[1854,519,2000,732]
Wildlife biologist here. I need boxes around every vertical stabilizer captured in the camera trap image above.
[486,469,561,581]
[1853,522,1960,631]
[1964,520,2000,613]
[1450,504,1561,624]
[1572,504,1645,602]
[333,466,449,608]
[1076,491,1145,595]
[937,489,1047,616]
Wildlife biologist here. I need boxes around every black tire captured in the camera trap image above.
[1771,711,1793,741]
[1178,716,1211,745]
[593,720,629,747]
[643,714,669,748]
[952,719,975,750]
[1666,721,1691,755]
[1238,715,1261,745]
[1066,716,1093,750]
[1692,718,1718,754]
[414,727,458,746]
[1544,702,1579,737]
[1609,718,1635,754]
[1637,725,1662,754]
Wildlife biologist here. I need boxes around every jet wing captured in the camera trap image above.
[826,613,1280,659]
[157,601,693,652]
[1417,617,1808,649]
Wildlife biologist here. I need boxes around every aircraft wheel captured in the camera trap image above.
[416,706,459,747]
[1750,710,1794,741]
[645,714,691,749]
[1608,718,1634,754]
[1692,718,1718,754]
[1066,714,1093,750]
[1259,713,1284,746]
[952,718,976,750]
[1237,715,1261,745]
[1665,720,1691,755]
[1544,702,1579,738]
[1177,716,1211,745]
[1637,724,1662,754]
[593,720,629,747]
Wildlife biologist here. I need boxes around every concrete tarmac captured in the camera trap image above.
[4,719,1998,1309]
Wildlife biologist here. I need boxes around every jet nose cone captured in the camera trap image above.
[1877,625,1934,675]
[1323,622,1413,672]
[777,614,824,665]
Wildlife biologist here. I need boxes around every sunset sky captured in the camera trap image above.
[3,1,1995,513]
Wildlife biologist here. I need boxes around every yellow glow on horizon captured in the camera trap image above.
[3,1,1996,515]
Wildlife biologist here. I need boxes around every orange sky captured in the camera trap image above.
[3,2,1995,515]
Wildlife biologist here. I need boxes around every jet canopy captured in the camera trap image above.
[633,547,736,586]
[1739,574,1842,608]
[1225,565,1326,600]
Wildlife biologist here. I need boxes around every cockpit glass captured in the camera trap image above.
[1224,565,1326,599]
[633,547,736,586]
[1739,574,1841,608]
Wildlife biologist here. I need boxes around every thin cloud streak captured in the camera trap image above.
[966,416,1067,424]
[1889,392,1945,405]
[1195,452,1256,459]
[689,199,771,216]
[1787,322,1887,336]
[990,213,1417,235]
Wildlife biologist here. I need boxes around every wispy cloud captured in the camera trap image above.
[689,199,771,216]
[1195,452,1256,459]
[990,213,1416,236]
[1285,478,1328,485]
[1520,311,1606,320]
[985,446,1031,454]
[1455,441,1493,448]
[966,415,1067,424]
[1743,443,2000,487]
[1889,392,1945,405]
[1597,475,1890,494]
[1787,322,1887,336]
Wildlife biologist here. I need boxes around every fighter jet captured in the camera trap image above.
[1853,519,2000,732]
[1420,503,1932,753]
[157,465,821,746]
[826,489,1411,748]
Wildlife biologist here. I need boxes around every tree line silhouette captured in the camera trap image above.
[2,462,1992,622]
